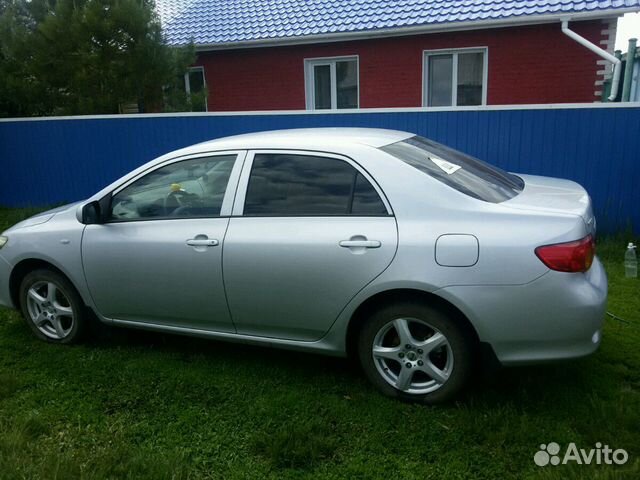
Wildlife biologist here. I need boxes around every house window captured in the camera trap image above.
[423,48,487,107]
[305,56,359,110]
[184,67,207,111]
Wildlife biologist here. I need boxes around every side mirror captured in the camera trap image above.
[81,201,102,225]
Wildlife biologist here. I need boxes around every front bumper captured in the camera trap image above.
[0,254,14,309]
[437,256,607,365]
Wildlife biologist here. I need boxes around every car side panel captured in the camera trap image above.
[0,254,12,308]
[0,208,92,308]
[435,257,607,364]
[223,216,398,341]
[82,218,235,331]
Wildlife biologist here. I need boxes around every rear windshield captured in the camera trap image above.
[381,136,524,203]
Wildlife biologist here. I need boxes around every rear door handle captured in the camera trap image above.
[339,239,381,248]
[186,238,219,247]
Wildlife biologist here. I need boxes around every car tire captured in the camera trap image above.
[19,269,87,344]
[357,301,475,404]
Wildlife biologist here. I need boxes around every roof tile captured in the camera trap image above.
[155,0,640,46]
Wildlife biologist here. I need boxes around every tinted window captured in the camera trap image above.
[110,155,236,220]
[244,154,387,216]
[381,136,523,203]
[352,173,387,215]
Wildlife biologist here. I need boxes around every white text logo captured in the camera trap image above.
[534,442,628,466]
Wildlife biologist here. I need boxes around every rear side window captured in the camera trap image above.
[243,153,388,216]
[381,136,524,203]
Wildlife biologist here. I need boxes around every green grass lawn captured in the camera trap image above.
[0,206,638,479]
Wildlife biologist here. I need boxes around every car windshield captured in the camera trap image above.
[381,136,524,203]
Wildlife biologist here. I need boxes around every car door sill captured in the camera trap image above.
[110,318,344,357]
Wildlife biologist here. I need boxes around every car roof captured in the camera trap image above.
[191,127,414,151]
[89,128,415,202]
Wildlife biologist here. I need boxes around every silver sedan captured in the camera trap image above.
[0,128,606,403]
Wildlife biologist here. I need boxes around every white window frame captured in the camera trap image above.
[422,47,488,107]
[184,66,208,112]
[304,55,360,110]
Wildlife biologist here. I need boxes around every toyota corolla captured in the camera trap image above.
[0,128,606,403]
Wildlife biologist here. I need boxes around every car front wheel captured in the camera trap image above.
[358,302,474,404]
[19,269,86,344]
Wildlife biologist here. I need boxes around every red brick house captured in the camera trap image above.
[157,1,640,112]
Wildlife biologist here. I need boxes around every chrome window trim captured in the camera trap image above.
[231,149,393,217]
[106,150,247,221]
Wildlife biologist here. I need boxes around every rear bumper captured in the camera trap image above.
[437,257,607,365]
[0,254,14,309]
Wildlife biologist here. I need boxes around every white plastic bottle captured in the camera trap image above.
[625,243,637,278]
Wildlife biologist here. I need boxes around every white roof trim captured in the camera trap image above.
[2,102,640,123]
[188,7,640,52]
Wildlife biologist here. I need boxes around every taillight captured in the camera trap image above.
[535,235,595,272]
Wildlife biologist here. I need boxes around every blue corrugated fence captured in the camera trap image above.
[1,105,639,232]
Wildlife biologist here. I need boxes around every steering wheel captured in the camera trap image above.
[164,189,188,216]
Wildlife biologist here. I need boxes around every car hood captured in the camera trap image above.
[5,201,83,231]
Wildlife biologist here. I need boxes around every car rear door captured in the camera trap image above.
[222,150,398,341]
[82,151,245,332]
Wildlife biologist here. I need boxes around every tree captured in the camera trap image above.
[0,0,199,117]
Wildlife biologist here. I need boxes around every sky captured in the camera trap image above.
[616,13,640,51]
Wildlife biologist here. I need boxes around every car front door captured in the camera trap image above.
[82,151,245,332]
[222,150,398,341]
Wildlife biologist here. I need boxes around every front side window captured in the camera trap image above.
[381,136,523,203]
[243,154,387,216]
[424,49,486,107]
[110,155,236,221]
[305,57,359,110]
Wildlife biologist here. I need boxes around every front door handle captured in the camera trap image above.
[186,238,219,247]
[339,239,381,249]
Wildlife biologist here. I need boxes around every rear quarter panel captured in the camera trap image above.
[348,147,588,288]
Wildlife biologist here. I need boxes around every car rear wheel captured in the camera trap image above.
[357,302,474,404]
[19,269,86,344]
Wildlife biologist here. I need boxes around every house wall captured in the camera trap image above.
[195,20,607,111]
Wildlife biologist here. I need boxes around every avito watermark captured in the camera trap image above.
[534,442,628,467]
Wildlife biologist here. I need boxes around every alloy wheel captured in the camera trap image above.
[25,281,75,340]
[372,317,454,394]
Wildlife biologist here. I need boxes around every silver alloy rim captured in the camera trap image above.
[25,281,74,340]
[372,317,454,394]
